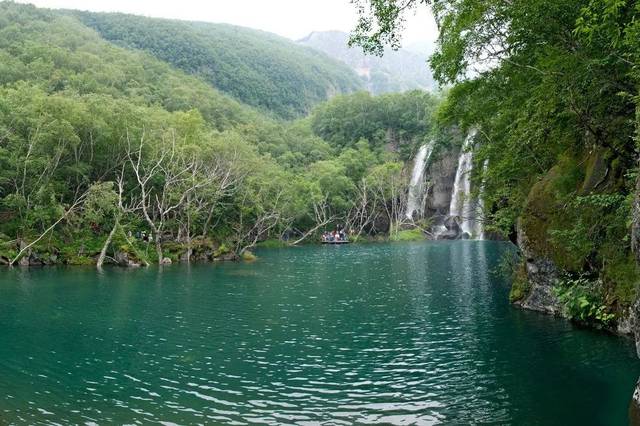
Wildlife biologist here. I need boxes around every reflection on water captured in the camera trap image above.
[0,241,637,425]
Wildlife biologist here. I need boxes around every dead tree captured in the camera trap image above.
[344,178,380,240]
[289,194,335,246]
[10,192,88,267]
[96,166,147,268]
[127,130,207,264]
[232,189,284,255]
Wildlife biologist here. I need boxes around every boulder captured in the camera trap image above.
[435,216,463,240]
[161,257,172,265]
[114,251,141,267]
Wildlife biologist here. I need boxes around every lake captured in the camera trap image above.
[0,241,638,424]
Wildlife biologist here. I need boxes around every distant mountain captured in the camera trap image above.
[298,31,437,95]
[68,12,364,119]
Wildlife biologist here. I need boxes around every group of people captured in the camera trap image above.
[133,230,154,243]
[322,229,348,243]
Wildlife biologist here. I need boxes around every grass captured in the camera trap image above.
[389,228,425,242]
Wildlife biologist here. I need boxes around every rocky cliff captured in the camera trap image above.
[630,167,640,421]
[510,145,640,420]
[425,149,459,219]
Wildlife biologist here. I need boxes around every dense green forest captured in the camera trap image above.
[352,0,640,323]
[0,2,436,267]
[68,11,364,119]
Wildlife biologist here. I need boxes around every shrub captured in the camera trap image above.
[553,275,615,325]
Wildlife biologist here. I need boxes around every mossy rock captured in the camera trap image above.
[213,244,230,258]
[520,147,637,312]
[519,151,600,272]
[580,147,624,194]
[602,254,639,306]
[509,261,531,303]
[519,165,564,259]
[241,250,257,262]
[66,255,95,266]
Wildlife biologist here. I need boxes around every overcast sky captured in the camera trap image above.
[16,0,438,46]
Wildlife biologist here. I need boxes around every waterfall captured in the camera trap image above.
[405,140,436,220]
[444,130,484,239]
[477,159,489,240]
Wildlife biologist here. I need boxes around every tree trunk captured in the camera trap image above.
[10,195,86,266]
[289,219,333,246]
[97,215,119,269]
[156,239,163,265]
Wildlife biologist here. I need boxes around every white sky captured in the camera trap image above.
[16,0,438,45]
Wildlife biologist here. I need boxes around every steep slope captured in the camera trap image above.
[67,11,364,119]
[298,31,437,94]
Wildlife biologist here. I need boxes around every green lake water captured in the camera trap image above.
[0,241,638,425]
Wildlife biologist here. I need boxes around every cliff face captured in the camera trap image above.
[516,219,562,314]
[425,148,459,219]
[513,146,632,316]
[513,166,563,313]
[513,144,640,419]
[627,108,640,423]
[630,166,640,420]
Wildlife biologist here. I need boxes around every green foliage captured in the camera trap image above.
[310,90,439,159]
[213,244,230,258]
[0,2,433,262]
[554,275,615,325]
[70,10,363,119]
[509,262,531,303]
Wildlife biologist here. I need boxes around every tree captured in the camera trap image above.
[127,130,207,264]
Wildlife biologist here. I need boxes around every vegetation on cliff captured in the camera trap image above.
[351,0,640,324]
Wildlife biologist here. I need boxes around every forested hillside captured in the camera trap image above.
[0,1,437,267]
[310,91,438,159]
[299,31,436,94]
[68,11,364,119]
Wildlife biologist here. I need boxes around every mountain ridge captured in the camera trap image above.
[298,30,437,95]
[67,11,364,119]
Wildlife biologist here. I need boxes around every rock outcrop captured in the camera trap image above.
[516,219,561,314]
[425,149,459,218]
[630,158,640,423]
[114,251,142,267]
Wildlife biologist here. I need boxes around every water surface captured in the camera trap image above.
[0,241,637,424]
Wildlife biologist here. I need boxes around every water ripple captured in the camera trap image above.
[0,242,638,424]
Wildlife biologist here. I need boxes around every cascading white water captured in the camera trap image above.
[477,159,489,240]
[405,140,436,220]
[447,130,484,239]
